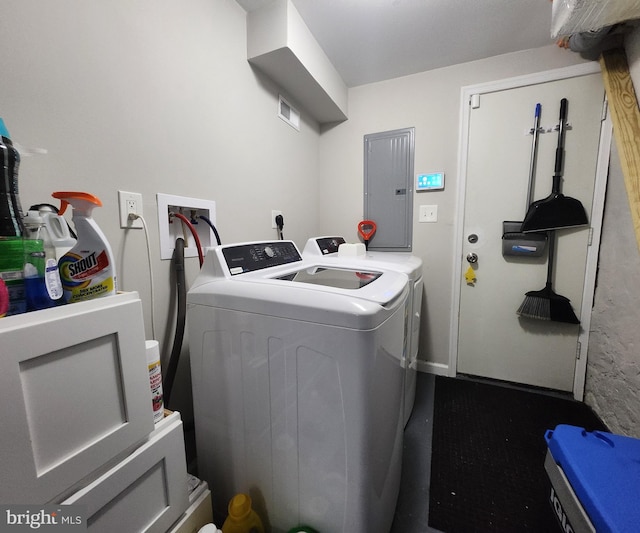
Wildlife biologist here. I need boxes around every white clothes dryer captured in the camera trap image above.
[302,236,424,426]
[187,240,409,533]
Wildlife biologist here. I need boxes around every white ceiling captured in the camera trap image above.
[236,0,556,87]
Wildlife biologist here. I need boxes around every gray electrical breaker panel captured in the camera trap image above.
[364,127,414,251]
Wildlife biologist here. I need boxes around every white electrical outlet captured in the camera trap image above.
[118,191,143,229]
[272,210,283,229]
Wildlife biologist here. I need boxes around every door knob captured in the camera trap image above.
[466,252,478,264]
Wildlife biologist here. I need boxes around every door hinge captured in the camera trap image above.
[470,94,480,109]
[588,227,594,246]
[601,99,609,122]
[576,340,582,360]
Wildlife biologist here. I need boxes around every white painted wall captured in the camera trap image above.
[0,0,321,415]
[318,45,593,370]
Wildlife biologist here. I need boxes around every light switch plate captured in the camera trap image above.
[419,204,438,223]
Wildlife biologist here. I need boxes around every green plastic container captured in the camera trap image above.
[0,237,25,315]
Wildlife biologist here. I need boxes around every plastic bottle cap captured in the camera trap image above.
[197,525,221,533]
[0,118,9,138]
[51,191,102,216]
[228,494,252,520]
[145,339,160,364]
[23,210,45,225]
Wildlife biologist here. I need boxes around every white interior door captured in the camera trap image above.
[457,73,606,392]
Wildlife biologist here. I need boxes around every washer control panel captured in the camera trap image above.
[222,241,303,274]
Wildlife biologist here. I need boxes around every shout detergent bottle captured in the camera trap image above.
[52,192,117,303]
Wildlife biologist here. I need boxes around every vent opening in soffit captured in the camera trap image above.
[278,95,300,130]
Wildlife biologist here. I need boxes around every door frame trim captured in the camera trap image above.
[449,62,611,400]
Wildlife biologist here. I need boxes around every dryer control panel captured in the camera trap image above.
[222,241,303,274]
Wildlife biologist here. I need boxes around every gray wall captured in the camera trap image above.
[585,140,640,437]
[319,40,640,437]
[0,0,322,415]
[318,45,594,372]
[2,1,639,437]
[582,30,640,438]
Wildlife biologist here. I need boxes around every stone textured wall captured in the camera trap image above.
[585,140,640,437]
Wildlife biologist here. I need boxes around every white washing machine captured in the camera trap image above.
[302,236,424,426]
[187,240,409,533]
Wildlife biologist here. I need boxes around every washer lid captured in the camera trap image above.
[275,266,381,289]
[188,242,410,328]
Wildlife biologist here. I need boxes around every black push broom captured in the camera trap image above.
[516,229,579,324]
[516,98,580,324]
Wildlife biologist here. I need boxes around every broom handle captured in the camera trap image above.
[526,103,542,208]
[546,229,556,287]
[552,98,568,195]
[547,99,567,285]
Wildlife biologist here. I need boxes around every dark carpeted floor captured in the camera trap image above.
[428,375,607,532]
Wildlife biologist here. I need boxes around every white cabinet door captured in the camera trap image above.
[0,293,155,503]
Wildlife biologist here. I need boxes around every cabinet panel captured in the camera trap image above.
[62,413,188,533]
[0,293,155,503]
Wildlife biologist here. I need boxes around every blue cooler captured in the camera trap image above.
[544,424,640,533]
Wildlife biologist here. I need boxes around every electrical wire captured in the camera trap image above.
[130,213,156,340]
[197,214,222,245]
[170,211,204,267]
[163,238,186,408]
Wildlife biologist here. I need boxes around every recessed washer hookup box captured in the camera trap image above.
[544,424,640,533]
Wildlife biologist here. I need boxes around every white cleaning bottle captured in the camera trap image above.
[52,191,117,303]
[22,210,64,309]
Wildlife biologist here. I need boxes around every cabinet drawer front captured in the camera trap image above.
[63,414,188,533]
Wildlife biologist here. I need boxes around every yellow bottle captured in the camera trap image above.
[221,494,264,533]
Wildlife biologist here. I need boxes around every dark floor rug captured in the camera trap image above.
[428,376,607,532]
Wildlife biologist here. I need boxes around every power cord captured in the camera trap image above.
[128,212,156,340]
[275,214,284,240]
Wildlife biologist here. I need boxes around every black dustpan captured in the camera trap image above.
[521,98,588,233]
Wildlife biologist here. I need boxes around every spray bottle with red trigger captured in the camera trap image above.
[52,192,117,303]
